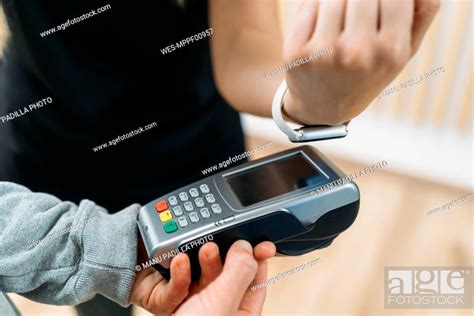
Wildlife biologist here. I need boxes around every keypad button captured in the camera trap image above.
[205,194,216,203]
[155,200,168,212]
[163,221,178,233]
[189,188,199,197]
[211,204,222,214]
[195,198,205,208]
[200,208,211,218]
[159,210,173,222]
[199,184,210,193]
[184,202,194,211]
[173,206,183,216]
[177,216,189,228]
[179,192,189,201]
[189,212,200,223]
[168,196,178,206]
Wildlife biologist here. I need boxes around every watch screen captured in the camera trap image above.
[225,153,325,207]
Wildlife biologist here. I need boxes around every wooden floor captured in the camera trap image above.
[9,137,473,316]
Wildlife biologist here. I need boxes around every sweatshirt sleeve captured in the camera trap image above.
[0,181,140,307]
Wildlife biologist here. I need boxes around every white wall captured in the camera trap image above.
[242,111,473,190]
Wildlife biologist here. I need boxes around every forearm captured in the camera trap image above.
[0,182,139,306]
[210,0,284,118]
[211,28,284,118]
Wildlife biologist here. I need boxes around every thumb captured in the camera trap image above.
[207,240,259,311]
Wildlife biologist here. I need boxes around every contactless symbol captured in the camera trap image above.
[214,216,234,226]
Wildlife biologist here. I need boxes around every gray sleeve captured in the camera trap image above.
[0,181,140,307]
[0,293,21,316]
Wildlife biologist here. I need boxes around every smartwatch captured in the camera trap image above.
[272,79,349,142]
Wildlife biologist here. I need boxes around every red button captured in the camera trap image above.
[155,200,168,212]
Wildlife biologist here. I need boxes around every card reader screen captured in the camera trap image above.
[226,154,325,207]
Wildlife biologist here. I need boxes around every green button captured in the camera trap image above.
[163,221,178,233]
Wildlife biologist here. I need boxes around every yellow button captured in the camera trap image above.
[159,210,173,222]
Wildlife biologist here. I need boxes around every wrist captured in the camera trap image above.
[282,90,316,125]
[282,88,344,126]
[282,91,307,125]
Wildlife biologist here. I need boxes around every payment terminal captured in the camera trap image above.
[137,145,359,279]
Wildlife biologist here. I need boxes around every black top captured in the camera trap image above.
[0,0,245,211]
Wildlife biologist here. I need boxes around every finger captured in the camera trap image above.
[312,0,346,42]
[158,253,191,314]
[380,0,414,38]
[239,259,270,315]
[197,242,223,289]
[285,0,319,51]
[344,0,378,36]
[378,0,414,61]
[253,241,276,261]
[207,240,258,311]
[411,0,440,53]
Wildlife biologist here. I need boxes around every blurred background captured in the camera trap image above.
[1,0,472,315]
